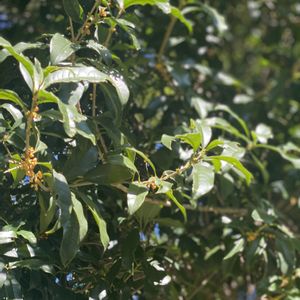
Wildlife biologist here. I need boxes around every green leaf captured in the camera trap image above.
[215,104,250,138]
[161,134,175,150]
[63,0,84,23]
[37,89,58,105]
[0,37,35,91]
[206,139,224,151]
[124,0,171,14]
[121,229,139,269]
[192,163,215,199]
[77,192,110,250]
[71,193,88,242]
[52,170,72,226]
[97,115,127,147]
[84,154,136,185]
[42,66,130,105]
[207,117,248,142]
[127,182,149,215]
[155,179,173,194]
[224,238,244,260]
[60,193,88,266]
[50,33,78,65]
[170,7,193,33]
[100,83,123,125]
[1,104,23,127]
[60,210,80,266]
[0,41,43,64]
[43,66,108,88]
[0,231,17,244]
[8,259,53,274]
[166,190,187,222]
[126,147,157,176]
[279,143,300,169]
[0,89,27,111]
[200,4,228,34]
[8,154,25,186]
[17,230,37,244]
[43,90,86,138]
[64,144,98,180]
[175,133,202,152]
[39,194,56,233]
[195,119,212,147]
[208,155,253,185]
[108,154,138,174]
[76,120,96,145]
[86,40,112,64]
[254,123,273,144]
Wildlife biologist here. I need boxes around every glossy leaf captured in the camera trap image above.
[124,0,171,14]
[192,163,215,199]
[208,155,253,185]
[127,182,149,215]
[50,33,78,65]
[52,170,72,226]
[84,154,136,185]
[42,66,130,104]
[200,4,228,34]
[224,238,245,260]
[161,134,175,150]
[166,190,187,222]
[63,0,84,23]
[0,89,27,111]
[39,194,56,233]
[170,7,193,33]
[0,37,35,91]
[175,133,202,152]
[78,192,110,250]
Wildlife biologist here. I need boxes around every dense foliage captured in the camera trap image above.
[0,0,300,299]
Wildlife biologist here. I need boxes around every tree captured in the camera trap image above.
[0,0,300,299]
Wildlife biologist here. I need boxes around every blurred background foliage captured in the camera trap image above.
[0,0,300,299]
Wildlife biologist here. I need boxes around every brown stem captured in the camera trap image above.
[92,83,97,117]
[69,17,75,42]
[157,0,185,61]
[104,9,123,47]
[25,92,38,152]
[112,183,248,215]
[75,1,100,42]
[186,272,216,300]
[157,16,177,61]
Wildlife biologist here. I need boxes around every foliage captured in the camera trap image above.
[0,0,300,299]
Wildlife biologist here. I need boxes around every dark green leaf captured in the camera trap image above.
[77,192,110,250]
[52,170,72,226]
[63,0,84,23]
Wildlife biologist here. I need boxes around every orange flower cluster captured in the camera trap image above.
[26,106,39,122]
[21,147,43,190]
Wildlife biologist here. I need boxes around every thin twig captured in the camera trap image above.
[104,9,123,47]
[157,0,185,61]
[75,1,100,41]
[92,83,97,117]
[186,272,216,300]
[69,17,75,42]
[112,183,248,215]
[25,92,38,151]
